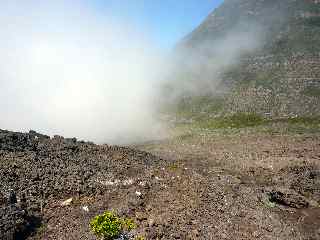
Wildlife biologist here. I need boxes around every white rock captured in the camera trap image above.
[135,191,142,197]
[106,180,116,185]
[82,205,89,212]
[123,179,134,186]
[138,181,146,186]
[61,198,73,206]
[97,179,120,186]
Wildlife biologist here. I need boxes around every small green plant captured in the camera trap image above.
[168,163,179,171]
[122,218,137,231]
[90,211,136,240]
[264,197,276,208]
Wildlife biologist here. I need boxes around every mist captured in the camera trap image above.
[0,1,166,144]
[164,21,266,102]
[162,0,295,106]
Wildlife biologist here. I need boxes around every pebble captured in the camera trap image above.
[82,206,89,212]
[61,198,73,206]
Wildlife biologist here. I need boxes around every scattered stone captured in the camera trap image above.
[81,205,89,212]
[148,218,155,227]
[135,211,147,221]
[123,179,134,186]
[61,198,73,207]
[146,204,152,212]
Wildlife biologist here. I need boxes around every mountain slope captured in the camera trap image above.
[173,0,320,117]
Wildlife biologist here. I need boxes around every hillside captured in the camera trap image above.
[171,0,320,117]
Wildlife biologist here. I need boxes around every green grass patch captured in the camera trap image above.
[280,116,320,125]
[302,16,320,27]
[302,86,320,97]
[196,113,266,130]
[187,114,320,130]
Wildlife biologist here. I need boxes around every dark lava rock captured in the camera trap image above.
[276,165,320,204]
[0,129,163,238]
[8,190,17,205]
[290,166,320,199]
[268,190,309,209]
[0,204,28,240]
[0,129,49,152]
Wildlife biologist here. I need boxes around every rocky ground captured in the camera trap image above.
[0,125,320,239]
[0,129,164,239]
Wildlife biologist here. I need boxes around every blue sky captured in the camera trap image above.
[93,0,223,49]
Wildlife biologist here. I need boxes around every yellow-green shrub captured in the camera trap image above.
[90,211,136,240]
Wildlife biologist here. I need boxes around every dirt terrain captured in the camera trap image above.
[1,125,320,239]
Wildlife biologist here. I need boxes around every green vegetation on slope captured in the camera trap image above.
[302,86,320,98]
[173,110,320,135]
[196,113,265,129]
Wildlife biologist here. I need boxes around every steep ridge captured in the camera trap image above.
[174,0,320,117]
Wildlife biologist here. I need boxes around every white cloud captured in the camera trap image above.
[0,1,166,144]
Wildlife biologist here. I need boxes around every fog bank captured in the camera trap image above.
[0,1,166,144]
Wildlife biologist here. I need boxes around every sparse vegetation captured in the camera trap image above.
[190,113,266,130]
[89,211,136,240]
[168,163,179,171]
[302,16,320,27]
[285,116,320,125]
[302,86,320,98]
[172,107,320,134]
[264,197,276,208]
